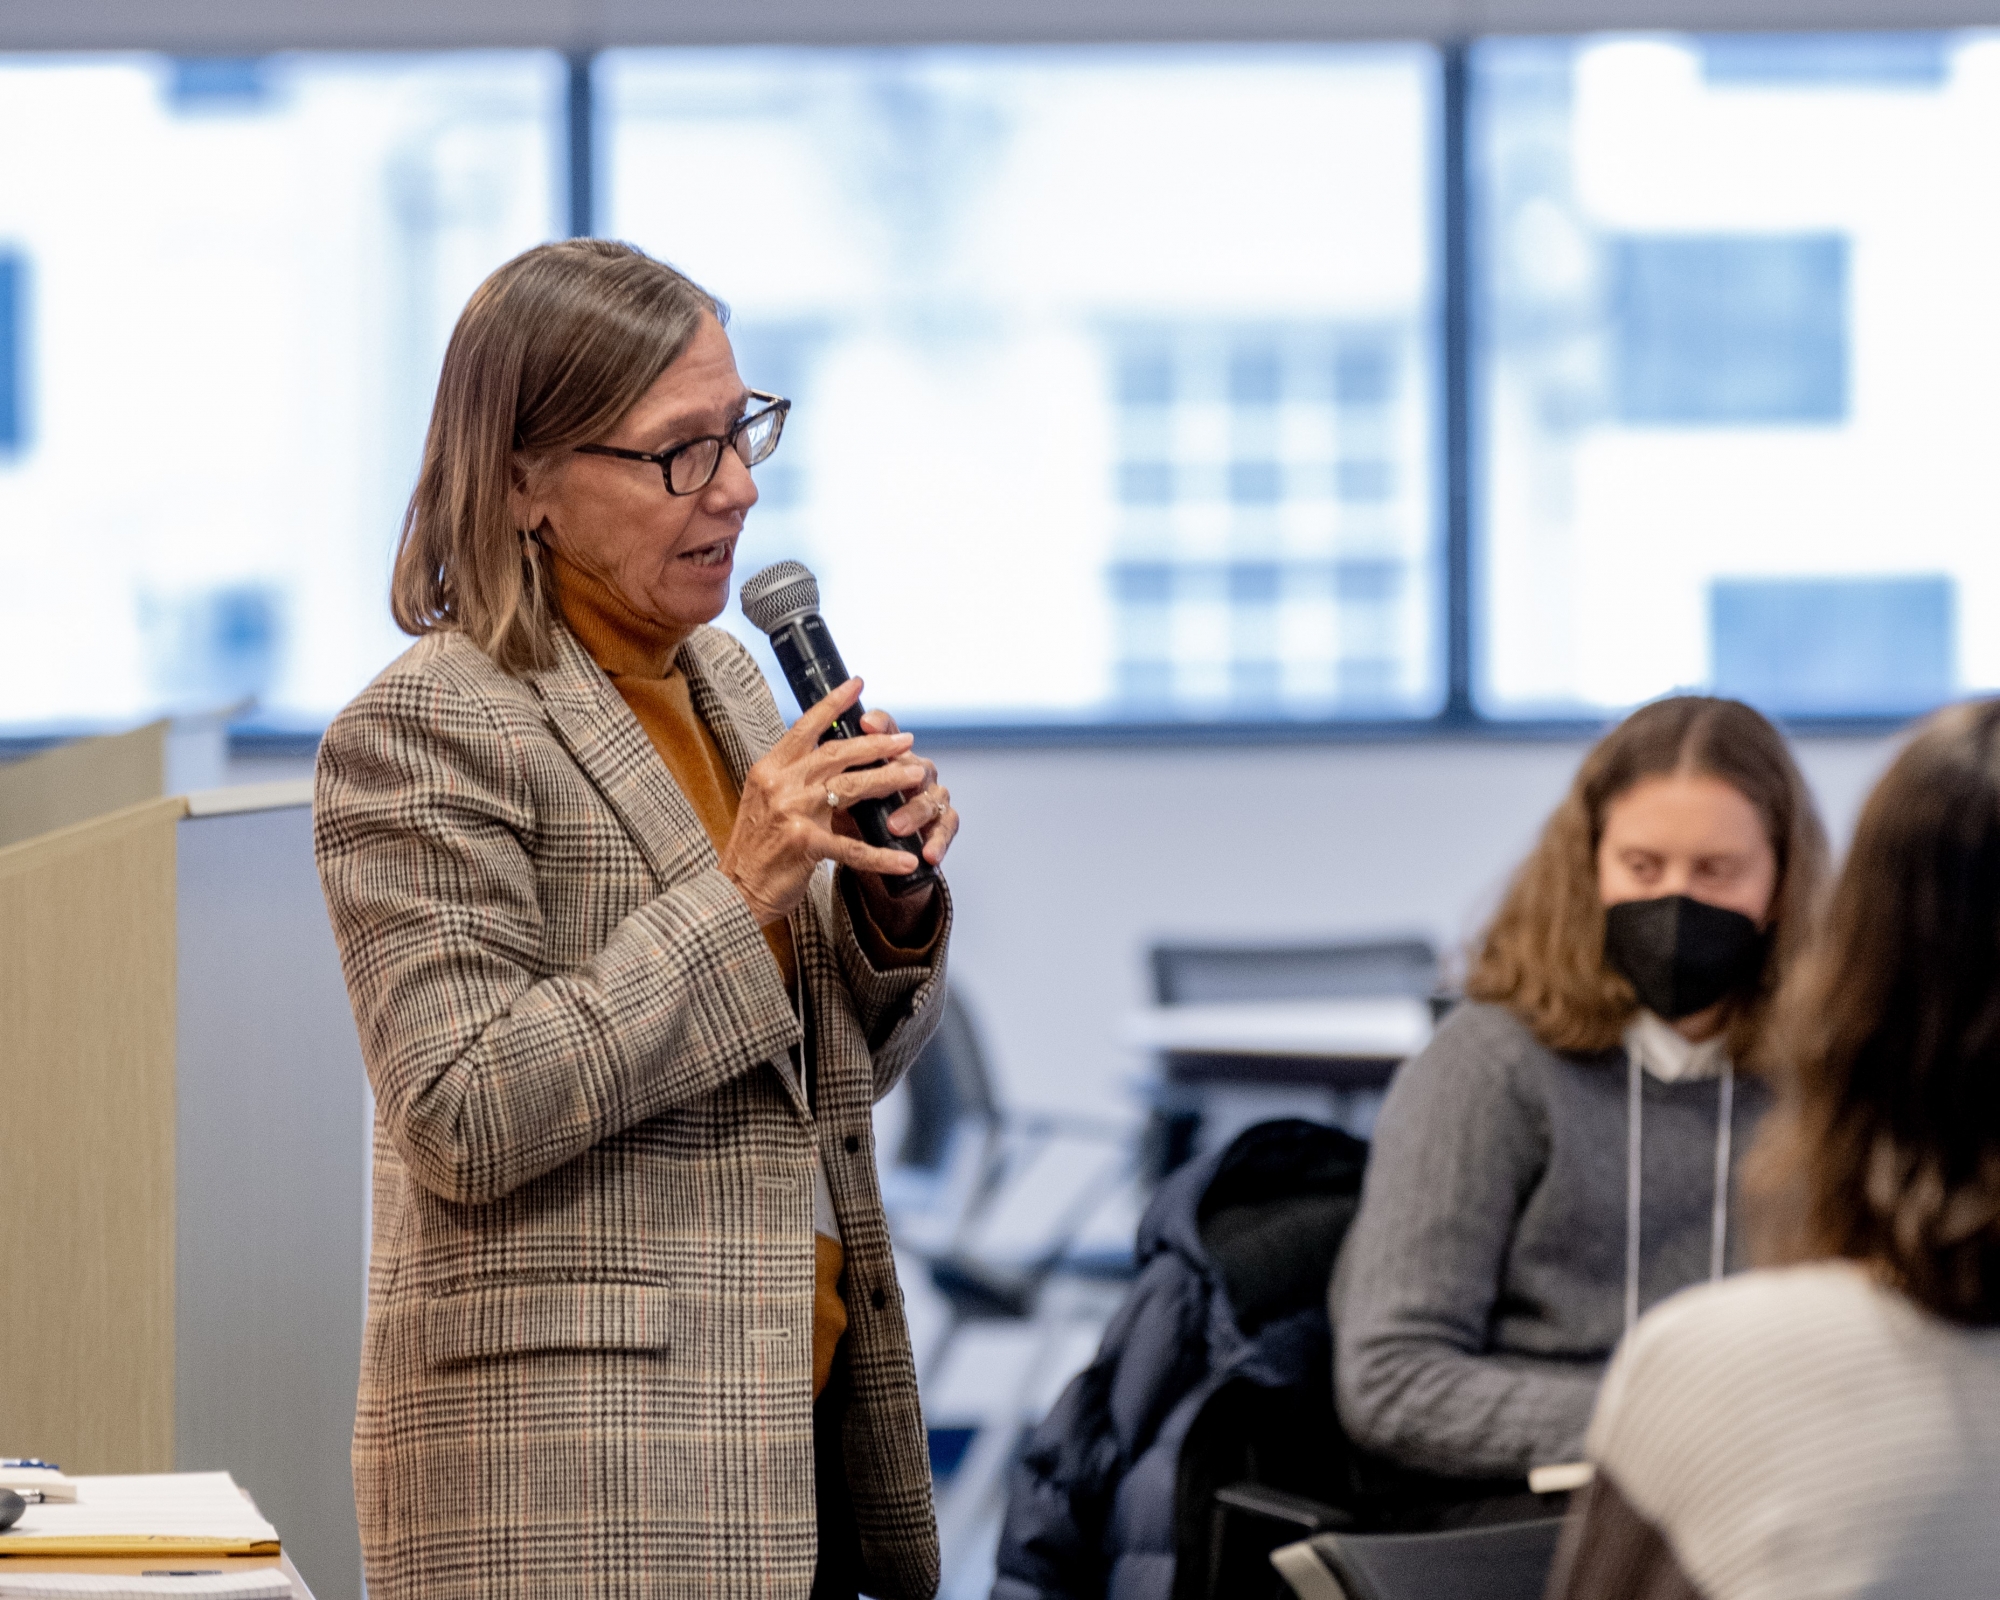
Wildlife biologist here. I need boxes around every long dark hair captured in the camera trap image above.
[1466,695,1830,1067]
[1752,699,2000,1324]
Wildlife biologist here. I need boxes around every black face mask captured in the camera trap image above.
[1603,894,1768,1021]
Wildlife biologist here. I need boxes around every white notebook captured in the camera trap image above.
[0,1474,278,1556]
[0,1576,288,1599]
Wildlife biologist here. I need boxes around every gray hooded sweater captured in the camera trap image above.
[1329,1000,1769,1480]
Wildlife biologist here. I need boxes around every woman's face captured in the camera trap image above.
[518,313,756,632]
[1596,771,1779,927]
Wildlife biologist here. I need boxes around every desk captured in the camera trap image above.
[0,1555,313,1599]
[1125,998,1434,1170]
[1124,998,1432,1092]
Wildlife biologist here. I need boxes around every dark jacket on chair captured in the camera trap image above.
[991,1120,1368,1600]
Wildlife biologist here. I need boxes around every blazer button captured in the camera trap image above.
[844,1134,860,1154]
[870,1287,888,1311]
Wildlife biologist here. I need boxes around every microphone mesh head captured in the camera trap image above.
[739,560,820,636]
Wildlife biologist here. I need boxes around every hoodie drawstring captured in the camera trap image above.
[1625,1050,1643,1333]
[1624,1053,1736,1336]
[1711,1062,1735,1281]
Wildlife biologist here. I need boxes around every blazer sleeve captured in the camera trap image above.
[1330,1010,1602,1478]
[314,662,802,1206]
[826,864,951,1102]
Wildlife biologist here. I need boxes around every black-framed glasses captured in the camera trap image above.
[574,390,790,496]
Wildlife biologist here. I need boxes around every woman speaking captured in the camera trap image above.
[314,240,957,1600]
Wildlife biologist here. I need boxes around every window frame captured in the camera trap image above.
[0,36,1939,760]
[563,38,1920,751]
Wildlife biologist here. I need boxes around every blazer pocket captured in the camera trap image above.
[424,1281,675,1367]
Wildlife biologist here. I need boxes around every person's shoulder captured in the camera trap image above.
[332,632,538,728]
[1415,999,1563,1087]
[1364,1002,1562,1151]
[1624,1261,1884,1366]
[1592,1264,1885,1459]
[1587,1264,2000,1597]
[318,631,547,796]
[1432,997,1543,1052]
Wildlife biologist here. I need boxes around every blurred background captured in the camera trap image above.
[1,5,1993,1593]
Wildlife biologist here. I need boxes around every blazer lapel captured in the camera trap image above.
[527,623,716,890]
[536,623,813,1120]
[678,634,776,790]
[682,633,839,1079]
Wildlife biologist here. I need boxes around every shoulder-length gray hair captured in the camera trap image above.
[390,239,722,673]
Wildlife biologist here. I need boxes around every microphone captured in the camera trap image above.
[739,560,937,898]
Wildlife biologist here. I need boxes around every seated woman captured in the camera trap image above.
[1331,696,1830,1481]
[1547,698,2000,1598]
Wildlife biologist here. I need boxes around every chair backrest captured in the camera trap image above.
[1151,940,1439,1007]
[893,985,1001,1172]
[1296,1517,1564,1600]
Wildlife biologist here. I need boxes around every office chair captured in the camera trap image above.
[882,986,1136,1354]
[1269,1516,1566,1600]
[877,987,1140,1597]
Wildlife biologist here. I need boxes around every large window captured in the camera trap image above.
[602,47,1441,724]
[0,53,562,732]
[1474,32,2000,717]
[2,33,1997,739]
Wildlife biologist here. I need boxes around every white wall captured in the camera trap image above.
[215,726,1909,1119]
[924,731,1902,1117]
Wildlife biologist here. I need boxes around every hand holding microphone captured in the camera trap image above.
[719,561,955,929]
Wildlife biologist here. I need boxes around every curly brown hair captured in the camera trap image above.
[1749,699,2000,1324]
[1465,695,1830,1066]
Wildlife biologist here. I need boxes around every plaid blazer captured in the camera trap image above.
[314,620,946,1600]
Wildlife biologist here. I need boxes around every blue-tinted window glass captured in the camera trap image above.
[1117,350,1175,406]
[1711,575,1954,715]
[0,252,23,452]
[169,57,271,108]
[605,46,1439,724]
[1119,461,1175,505]
[1334,344,1396,405]
[1227,560,1282,604]
[1336,558,1402,604]
[1475,32,2000,717]
[1111,561,1175,604]
[1336,459,1395,503]
[1229,658,1283,701]
[1228,344,1283,404]
[1698,33,1949,88]
[0,54,563,733]
[1610,235,1846,424]
[1228,461,1283,505]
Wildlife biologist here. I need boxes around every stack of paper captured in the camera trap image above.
[0,1473,73,1506]
[0,1476,278,1558]
[0,1575,289,1599]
